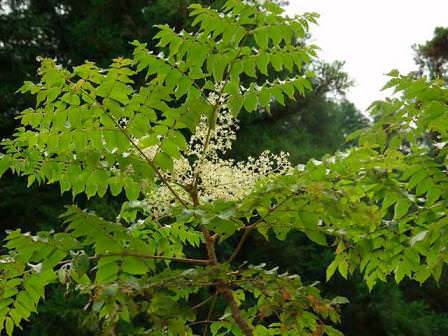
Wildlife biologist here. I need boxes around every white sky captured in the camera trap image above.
[286,0,447,113]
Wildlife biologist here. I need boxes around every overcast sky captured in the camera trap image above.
[286,1,447,113]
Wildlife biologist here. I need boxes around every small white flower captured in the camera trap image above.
[140,110,291,220]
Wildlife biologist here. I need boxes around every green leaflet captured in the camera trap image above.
[394,198,411,219]
[243,91,258,112]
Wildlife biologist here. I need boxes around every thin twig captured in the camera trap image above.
[189,320,216,326]
[192,295,215,311]
[203,292,218,336]
[228,226,255,263]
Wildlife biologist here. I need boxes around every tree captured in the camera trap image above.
[0,2,342,335]
[413,27,448,80]
[1,1,446,335]
[0,2,370,333]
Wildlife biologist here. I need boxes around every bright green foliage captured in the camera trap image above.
[0,1,446,335]
[335,73,448,287]
[279,72,448,289]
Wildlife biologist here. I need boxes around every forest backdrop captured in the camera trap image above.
[0,0,447,335]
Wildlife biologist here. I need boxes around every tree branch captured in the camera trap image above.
[96,252,211,265]
[228,226,255,263]
[218,286,253,336]
[201,227,218,264]
[228,190,303,263]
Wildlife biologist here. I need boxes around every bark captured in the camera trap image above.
[219,286,254,336]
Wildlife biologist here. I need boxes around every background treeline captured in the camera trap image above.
[0,1,447,335]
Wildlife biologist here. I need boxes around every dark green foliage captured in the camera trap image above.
[23,289,96,336]
[371,284,448,336]
[414,27,448,80]
[234,99,368,164]
[0,175,66,230]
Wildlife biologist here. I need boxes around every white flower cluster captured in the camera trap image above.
[141,107,291,220]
